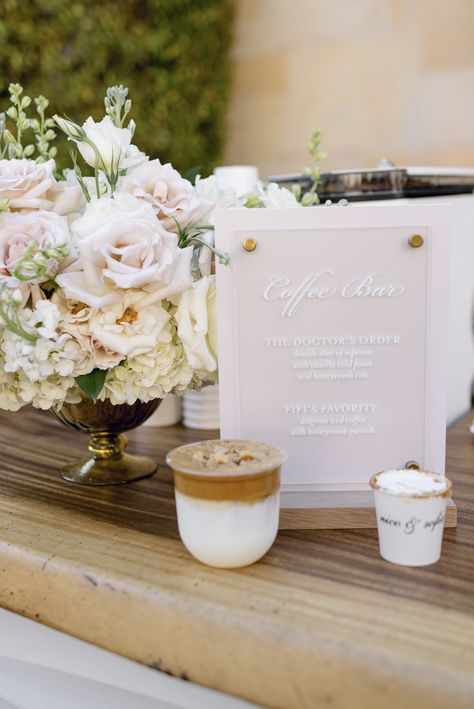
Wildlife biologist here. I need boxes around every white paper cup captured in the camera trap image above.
[370,469,452,566]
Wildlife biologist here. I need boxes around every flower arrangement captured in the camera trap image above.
[0,84,318,414]
[0,84,226,411]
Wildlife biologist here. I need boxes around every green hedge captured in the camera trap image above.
[0,0,234,174]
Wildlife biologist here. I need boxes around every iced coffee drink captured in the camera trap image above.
[167,440,286,568]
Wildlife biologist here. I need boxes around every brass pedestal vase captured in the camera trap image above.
[51,392,160,486]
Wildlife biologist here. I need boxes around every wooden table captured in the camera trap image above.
[0,408,473,709]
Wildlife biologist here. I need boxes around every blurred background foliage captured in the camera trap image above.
[0,0,234,174]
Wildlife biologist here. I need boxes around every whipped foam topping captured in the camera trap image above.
[374,469,449,496]
[167,439,286,476]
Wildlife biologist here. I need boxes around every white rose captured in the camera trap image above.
[257,181,301,208]
[77,116,145,172]
[122,159,210,232]
[57,193,193,309]
[52,294,123,371]
[0,159,56,211]
[174,275,217,373]
[88,291,170,359]
[0,210,75,296]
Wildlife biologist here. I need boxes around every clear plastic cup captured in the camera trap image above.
[167,440,286,568]
[370,469,452,566]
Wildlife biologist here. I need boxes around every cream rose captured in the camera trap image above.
[174,275,217,373]
[0,210,74,297]
[122,159,211,232]
[88,291,170,359]
[47,169,86,216]
[57,193,193,309]
[52,294,123,370]
[0,158,56,211]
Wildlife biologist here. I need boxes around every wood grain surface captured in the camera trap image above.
[0,408,473,709]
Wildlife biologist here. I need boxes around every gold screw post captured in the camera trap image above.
[242,238,257,252]
[405,460,421,470]
[408,234,424,248]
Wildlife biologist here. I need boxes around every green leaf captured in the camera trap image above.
[75,368,107,402]
[184,166,201,185]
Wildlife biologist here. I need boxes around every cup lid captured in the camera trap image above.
[166,439,287,477]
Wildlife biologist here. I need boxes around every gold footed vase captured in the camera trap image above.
[51,391,161,486]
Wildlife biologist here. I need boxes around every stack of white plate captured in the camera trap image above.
[183,384,220,430]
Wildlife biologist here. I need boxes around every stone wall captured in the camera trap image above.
[224,0,474,178]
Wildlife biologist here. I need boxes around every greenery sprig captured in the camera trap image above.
[104,85,133,132]
[0,287,37,343]
[293,128,327,206]
[3,83,34,159]
[0,112,7,159]
[12,239,68,288]
[0,83,57,163]
[31,95,57,161]
[174,220,230,266]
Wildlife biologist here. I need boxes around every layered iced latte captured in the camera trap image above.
[167,440,286,568]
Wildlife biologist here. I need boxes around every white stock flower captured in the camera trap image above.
[0,159,56,211]
[57,193,193,309]
[2,300,92,382]
[174,275,217,374]
[257,181,301,208]
[194,174,240,214]
[122,160,210,232]
[88,291,169,359]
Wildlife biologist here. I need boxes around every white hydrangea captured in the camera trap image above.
[0,354,24,411]
[0,347,77,411]
[16,370,78,410]
[99,316,216,406]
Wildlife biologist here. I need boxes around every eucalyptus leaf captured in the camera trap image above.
[75,368,107,402]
